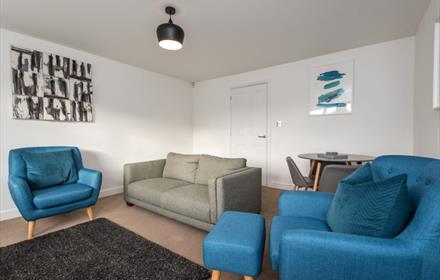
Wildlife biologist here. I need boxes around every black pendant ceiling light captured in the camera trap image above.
[156,6,184,50]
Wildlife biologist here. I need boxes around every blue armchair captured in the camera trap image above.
[270,155,440,280]
[8,146,102,239]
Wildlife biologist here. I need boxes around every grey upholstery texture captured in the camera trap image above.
[162,153,199,183]
[161,184,210,223]
[125,178,188,207]
[124,154,262,231]
[123,159,166,187]
[319,164,359,193]
[126,196,214,231]
[212,168,262,222]
[123,159,166,197]
[195,154,246,185]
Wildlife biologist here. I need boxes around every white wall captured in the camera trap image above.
[193,37,415,189]
[413,0,440,157]
[0,29,420,220]
[0,29,194,220]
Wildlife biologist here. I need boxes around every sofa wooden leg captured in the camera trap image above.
[244,276,254,280]
[86,207,94,221]
[126,202,134,207]
[211,270,221,280]
[27,221,35,240]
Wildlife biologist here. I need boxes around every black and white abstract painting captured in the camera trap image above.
[11,46,94,122]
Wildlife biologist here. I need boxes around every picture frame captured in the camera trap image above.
[433,22,440,109]
[10,45,94,122]
[309,60,354,116]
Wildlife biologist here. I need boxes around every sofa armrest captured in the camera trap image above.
[279,230,422,280]
[123,159,166,189]
[209,167,262,223]
[8,176,36,221]
[278,191,333,220]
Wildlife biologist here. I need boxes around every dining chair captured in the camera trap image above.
[318,165,359,192]
[286,156,314,191]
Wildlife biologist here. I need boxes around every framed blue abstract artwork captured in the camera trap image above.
[309,60,354,115]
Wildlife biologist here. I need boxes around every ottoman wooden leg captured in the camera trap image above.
[244,276,254,280]
[211,270,221,280]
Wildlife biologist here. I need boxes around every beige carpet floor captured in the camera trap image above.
[0,186,282,280]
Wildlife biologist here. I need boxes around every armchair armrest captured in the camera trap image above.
[77,168,102,204]
[278,191,333,220]
[280,230,422,280]
[8,176,36,220]
[123,159,166,189]
[209,167,262,223]
[78,168,102,189]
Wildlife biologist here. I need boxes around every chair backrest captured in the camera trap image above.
[319,165,359,193]
[372,156,440,251]
[8,146,83,188]
[371,155,438,208]
[380,157,440,280]
[286,156,308,187]
[402,181,440,280]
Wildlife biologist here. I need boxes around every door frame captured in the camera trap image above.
[229,81,271,186]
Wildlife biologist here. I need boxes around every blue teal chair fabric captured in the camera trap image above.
[203,211,265,278]
[8,146,102,222]
[270,155,440,280]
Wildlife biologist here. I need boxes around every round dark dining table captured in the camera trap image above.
[298,153,374,191]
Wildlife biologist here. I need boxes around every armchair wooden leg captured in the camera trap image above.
[28,221,35,240]
[244,276,254,280]
[86,207,94,221]
[211,270,221,280]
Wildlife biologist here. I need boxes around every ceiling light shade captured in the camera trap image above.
[157,6,184,50]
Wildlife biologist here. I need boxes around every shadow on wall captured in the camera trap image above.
[80,149,122,189]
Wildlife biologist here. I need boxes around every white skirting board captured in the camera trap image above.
[269,181,292,190]
[0,185,124,222]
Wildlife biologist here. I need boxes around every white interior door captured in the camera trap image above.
[230,83,268,185]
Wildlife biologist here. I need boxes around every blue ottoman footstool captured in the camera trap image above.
[203,211,266,280]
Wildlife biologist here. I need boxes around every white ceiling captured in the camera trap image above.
[0,0,430,82]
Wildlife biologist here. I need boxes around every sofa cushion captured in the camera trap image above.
[21,150,78,190]
[270,216,330,270]
[195,155,246,185]
[160,184,211,223]
[327,164,412,238]
[33,183,93,209]
[162,153,199,183]
[126,178,188,207]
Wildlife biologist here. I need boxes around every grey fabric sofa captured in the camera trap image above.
[123,152,262,231]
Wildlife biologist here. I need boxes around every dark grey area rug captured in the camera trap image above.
[0,218,211,280]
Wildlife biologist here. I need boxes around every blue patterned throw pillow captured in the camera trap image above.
[326,163,411,238]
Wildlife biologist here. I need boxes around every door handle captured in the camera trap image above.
[257,135,267,138]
